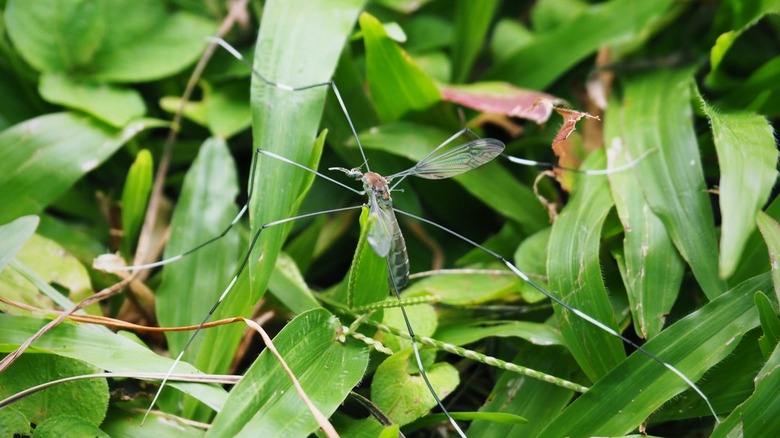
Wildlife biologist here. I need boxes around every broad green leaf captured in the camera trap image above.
[757,211,780,308]
[0,355,108,427]
[699,99,777,278]
[547,150,624,381]
[39,74,145,127]
[371,347,458,426]
[711,338,780,438]
[468,345,575,437]
[0,113,162,224]
[620,70,726,299]
[360,12,441,122]
[0,215,39,272]
[120,149,153,259]
[207,309,369,437]
[605,99,683,339]
[5,0,217,82]
[0,314,228,412]
[0,408,30,436]
[487,0,675,89]
[539,273,773,437]
[531,0,588,32]
[155,138,246,417]
[248,0,365,315]
[652,328,764,422]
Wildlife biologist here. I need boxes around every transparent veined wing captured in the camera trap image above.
[388,138,505,181]
[367,194,393,258]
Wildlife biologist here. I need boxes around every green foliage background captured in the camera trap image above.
[1,0,779,436]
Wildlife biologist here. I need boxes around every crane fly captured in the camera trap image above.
[86,34,717,437]
[330,137,505,291]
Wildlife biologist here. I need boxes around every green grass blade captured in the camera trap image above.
[332,207,389,309]
[606,100,683,340]
[155,138,246,417]
[248,0,365,306]
[120,150,153,259]
[621,69,726,299]
[547,150,625,382]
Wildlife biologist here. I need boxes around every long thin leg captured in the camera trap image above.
[392,207,720,423]
[504,147,656,175]
[386,260,467,438]
[107,148,363,272]
[209,37,371,172]
[141,204,363,423]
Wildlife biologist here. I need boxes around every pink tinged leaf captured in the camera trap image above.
[439,82,566,124]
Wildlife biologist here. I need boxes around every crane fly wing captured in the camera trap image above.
[367,195,393,258]
[389,138,505,181]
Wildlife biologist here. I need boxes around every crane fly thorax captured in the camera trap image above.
[362,171,391,202]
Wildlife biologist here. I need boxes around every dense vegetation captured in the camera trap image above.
[1,0,779,436]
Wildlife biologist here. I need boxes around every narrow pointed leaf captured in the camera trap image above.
[700,99,777,278]
[606,100,683,339]
[620,69,726,299]
[248,0,365,310]
[548,150,624,381]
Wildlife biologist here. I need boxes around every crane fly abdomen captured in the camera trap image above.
[387,208,409,291]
